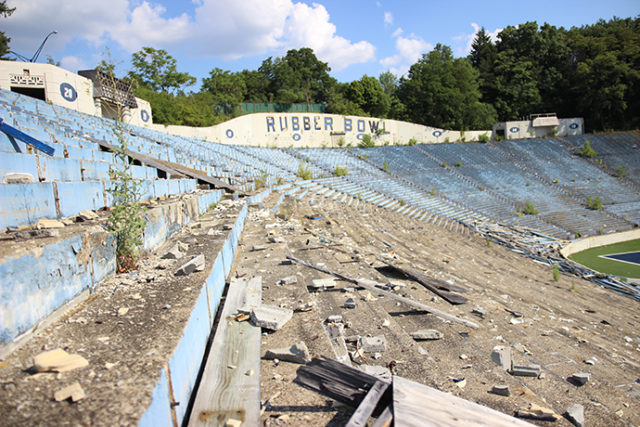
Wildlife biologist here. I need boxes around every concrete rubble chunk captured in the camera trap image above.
[161,243,182,260]
[491,345,513,371]
[278,275,298,285]
[34,349,89,373]
[264,341,311,364]
[311,278,336,289]
[36,218,65,229]
[510,364,541,377]
[359,365,392,381]
[77,209,99,221]
[565,403,585,427]
[410,329,443,341]
[3,172,35,184]
[569,372,590,386]
[268,236,285,243]
[54,382,86,402]
[358,335,386,353]
[251,305,293,331]
[490,384,510,396]
[252,245,267,251]
[344,298,356,309]
[516,403,559,421]
[472,306,488,318]
[326,315,343,323]
[175,254,205,276]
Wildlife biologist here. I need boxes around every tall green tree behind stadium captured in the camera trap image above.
[0,1,15,59]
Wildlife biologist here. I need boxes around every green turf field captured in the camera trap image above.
[569,238,640,278]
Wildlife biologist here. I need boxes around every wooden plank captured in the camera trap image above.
[393,375,534,427]
[346,380,389,427]
[380,263,468,305]
[370,405,393,427]
[187,276,262,427]
[286,256,479,329]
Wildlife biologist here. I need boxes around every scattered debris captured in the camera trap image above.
[311,278,336,290]
[410,329,443,341]
[54,382,86,402]
[510,364,541,377]
[278,275,298,285]
[472,307,488,318]
[516,403,559,421]
[3,172,35,184]
[294,302,314,312]
[491,346,513,371]
[251,245,267,251]
[584,358,596,365]
[251,305,293,331]
[268,236,285,244]
[175,254,205,276]
[344,298,356,309]
[490,385,510,396]
[33,349,88,373]
[117,307,129,316]
[565,403,585,427]
[569,372,590,386]
[326,315,343,323]
[359,365,392,382]
[36,218,65,229]
[264,341,311,364]
[358,335,386,353]
[161,243,182,260]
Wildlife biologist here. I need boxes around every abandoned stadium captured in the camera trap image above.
[0,62,639,426]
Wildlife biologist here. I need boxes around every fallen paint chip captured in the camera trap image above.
[175,254,205,276]
[264,341,311,364]
[410,329,443,341]
[34,349,88,373]
[54,382,86,402]
[251,305,293,331]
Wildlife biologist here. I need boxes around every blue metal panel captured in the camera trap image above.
[0,183,57,228]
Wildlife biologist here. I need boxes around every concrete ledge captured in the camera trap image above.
[0,189,223,353]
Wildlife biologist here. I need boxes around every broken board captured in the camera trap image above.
[393,375,534,427]
[187,276,262,426]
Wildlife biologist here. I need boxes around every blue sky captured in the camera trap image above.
[4,0,639,90]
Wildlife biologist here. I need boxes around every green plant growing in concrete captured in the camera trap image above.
[552,264,560,281]
[337,137,345,147]
[254,170,268,189]
[408,138,417,146]
[485,237,491,246]
[580,140,596,158]
[523,201,538,215]
[399,200,406,206]
[334,166,348,176]
[107,119,145,273]
[586,196,602,210]
[358,134,375,148]
[383,162,390,173]
[478,134,490,143]
[455,161,462,167]
[615,166,626,177]
[296,162,312,180]
[441,161,447,168]
[375,128,385,136]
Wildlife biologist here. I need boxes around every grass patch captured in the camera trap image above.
[569,238,640,278]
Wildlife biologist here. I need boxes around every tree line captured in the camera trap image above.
[1,6,637,132]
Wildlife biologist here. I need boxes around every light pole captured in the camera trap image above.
[30,30,57,62]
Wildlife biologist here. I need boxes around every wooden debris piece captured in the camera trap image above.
[33,349,88,373]
[286,255,479,329]
[379,263,468,305]
[346,380,390,427]
[371,405,393,427]
[515,403,560,422]
[54,382,86,402]
[393,375,535,427]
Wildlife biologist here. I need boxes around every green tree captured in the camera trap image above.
[240,69,271,102]
[201,68,247,114]
[347,75,391,117]
[0,1,15,59]
[128,47,196,94]
[379,71,398,96]
[397,44,496,130]
[469,27,498,108]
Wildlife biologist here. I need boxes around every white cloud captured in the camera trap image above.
[391,27,403,38]
[59,56,87,72]
[380,31,432,77]
[384,11,393,25]
[4,0,375,73]
[454,22,502,56]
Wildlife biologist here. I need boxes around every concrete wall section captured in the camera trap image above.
[494,118,584,140]
[0,183,57,229]
[560,229,640,258]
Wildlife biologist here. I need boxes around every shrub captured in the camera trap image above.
[334,166,348,176]
[441,161,447,168]
[296,162,312,180]
[337,137,345,147]
[523,201,538,215]
[383,162,390,173]
[552,264,560,281]
[580,140,596,158]
[375,128,385,136]
[478,134,490,143]
[615,166,626,177]
[358,134,375,148]
[408,138,417,146]
[254,171,268,189]
[455,161,462,167]
[586,196,602,210]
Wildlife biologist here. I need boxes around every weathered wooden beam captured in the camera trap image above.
[346,380,389,427]
[187,276,262,427]
[286,256,479,329]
